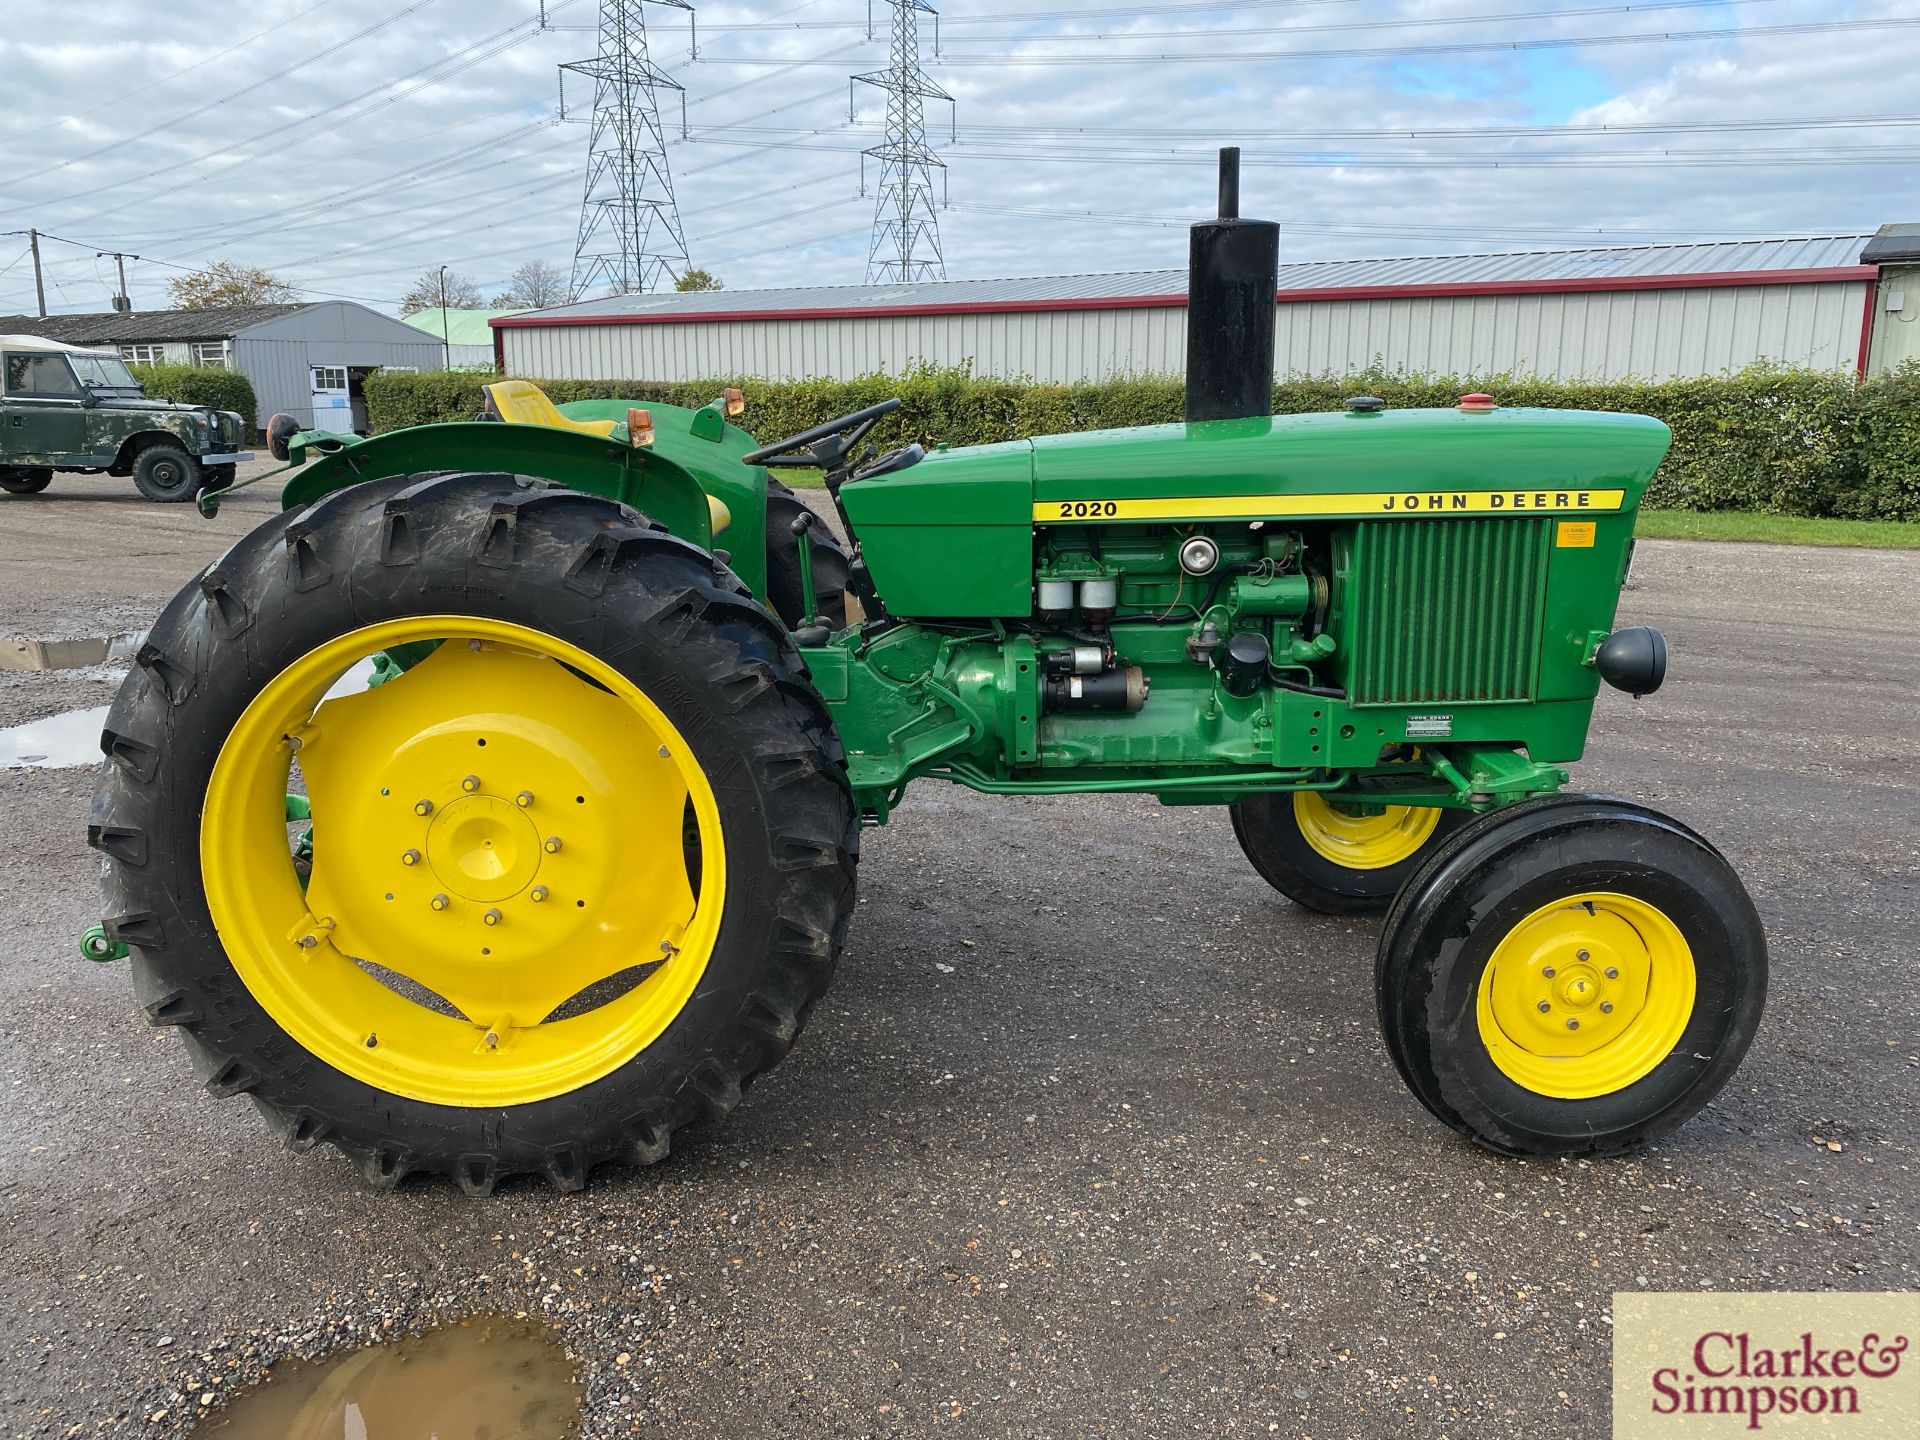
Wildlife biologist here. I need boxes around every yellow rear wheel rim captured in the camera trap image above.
[201,617,726,1108]
[1292,791,1440,870]
[1475,892,1695,1100]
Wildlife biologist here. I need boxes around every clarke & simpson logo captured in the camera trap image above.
[1615,1294,1920,1438]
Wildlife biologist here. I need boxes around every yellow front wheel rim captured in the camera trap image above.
[201,617,727,1108]
[1292,791,1441,870]
[1475,892,1696,1100]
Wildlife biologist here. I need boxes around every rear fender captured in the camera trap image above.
[278,422,716,562]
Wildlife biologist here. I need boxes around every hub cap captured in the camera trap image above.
[1292,791,1440,870]
[1474,891,1696,1099]
[201,617,726,1108]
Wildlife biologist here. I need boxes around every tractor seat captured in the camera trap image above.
[484,380,620,439]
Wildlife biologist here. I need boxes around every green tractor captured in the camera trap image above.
[85,157,1765,1193]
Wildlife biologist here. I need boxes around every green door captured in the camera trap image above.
[2,352,89,464]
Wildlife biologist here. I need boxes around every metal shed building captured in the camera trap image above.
[0,301,445,432]
[494,233,1893,385]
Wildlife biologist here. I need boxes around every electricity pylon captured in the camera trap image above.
[853,0,952,284]
[562,0,692,298]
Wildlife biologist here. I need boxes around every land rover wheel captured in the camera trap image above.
[0,468,52,495]
[131,443,201,503]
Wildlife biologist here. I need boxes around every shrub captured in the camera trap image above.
[126,363,258,432]
[364,364,1920,520]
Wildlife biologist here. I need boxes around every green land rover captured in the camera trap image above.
[0,335,251,502]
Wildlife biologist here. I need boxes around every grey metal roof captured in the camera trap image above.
[0,304,308,344]
[506,233,1877,324]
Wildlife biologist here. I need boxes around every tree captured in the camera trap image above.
[400,268,482,317]
[490,259,569,310]
[674,268,724,293]
[166,262,298,310]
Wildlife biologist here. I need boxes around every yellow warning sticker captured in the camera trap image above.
[1032,489,1626,524]
[1556,520,1598,548]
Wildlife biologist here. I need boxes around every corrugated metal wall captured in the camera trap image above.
[1867,264,1920,375]
[234,335,446,428]
[1276,281,1869,381]
[504,306,1186,384]
[503,280,1868,385]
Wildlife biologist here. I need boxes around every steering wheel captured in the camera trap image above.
[742,397,901,474]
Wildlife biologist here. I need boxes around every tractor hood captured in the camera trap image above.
[1027,406,1673,515]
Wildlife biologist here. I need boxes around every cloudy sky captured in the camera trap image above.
[1,0,1914,315]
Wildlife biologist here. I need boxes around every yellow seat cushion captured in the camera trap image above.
[485,380,619,439]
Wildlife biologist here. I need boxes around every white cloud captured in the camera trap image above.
[0,0,1911,315]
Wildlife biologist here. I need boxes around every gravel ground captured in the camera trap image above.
[0,472,1915,1438]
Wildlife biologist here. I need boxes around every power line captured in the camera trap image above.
[29,1,587,228]
[694,15,1920,66]
[2,0,338,145]
[932,0,1793,42]
[8,0,446,192]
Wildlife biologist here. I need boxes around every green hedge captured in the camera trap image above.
[364,363,1920,520]
[126,363,258,432]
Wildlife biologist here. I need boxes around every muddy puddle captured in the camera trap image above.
[189,1313,580,1438]
[0,706,109,769]
[0,632,142,672]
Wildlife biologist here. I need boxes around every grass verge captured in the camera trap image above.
[1635,509,1920,549]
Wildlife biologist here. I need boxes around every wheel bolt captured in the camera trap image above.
[1536,1000,1551,1013]
[657,745,670,759]
[1577,949,1590,961]
[462,775,481,793]
[516,790,534,808]
[544,836,562,854]
[1600,1001,1614,1014]
[430,893,449,912]
[1542,966,1557,979]
[401,849,420,867]
[530,885,548,903]
[483,908,502,927]
[414,799,433,816]
[1566,1018,1580,1030]
[1605,967,1620,979]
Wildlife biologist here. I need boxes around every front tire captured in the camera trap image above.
[1231,790,1467,915]
[131,443,200,503]
[1376,795,1766,1157]
[90,471,857,1192]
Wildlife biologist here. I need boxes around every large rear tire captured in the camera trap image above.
[1376,795,1766,1157]
[763,479,850,629]
[89,471,857,1192]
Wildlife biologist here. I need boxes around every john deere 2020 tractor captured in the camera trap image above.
[84,156,1765,1193]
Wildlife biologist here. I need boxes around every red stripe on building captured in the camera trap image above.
[491,266,1878,331]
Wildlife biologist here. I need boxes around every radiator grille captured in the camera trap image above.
[1346,518,1550,705]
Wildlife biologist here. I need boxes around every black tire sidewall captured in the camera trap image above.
[101,473,854,1182]
[1380,801,1767,1156]
[134,444,198,502]
[1231,790,1467,915]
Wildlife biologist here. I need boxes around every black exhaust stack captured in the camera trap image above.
[1184,147,1280,424]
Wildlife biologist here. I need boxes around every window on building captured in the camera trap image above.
[191,342,229,368]
[119,344,167,364]
[3,354,83,397]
